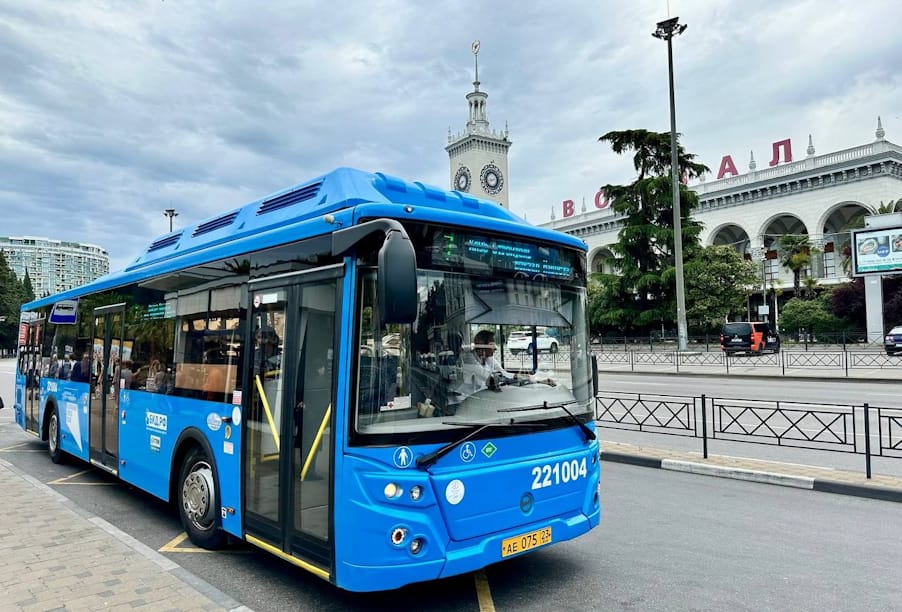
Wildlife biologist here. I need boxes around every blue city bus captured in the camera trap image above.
[12,167,600,591]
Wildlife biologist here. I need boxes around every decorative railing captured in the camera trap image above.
[595,392,902,478]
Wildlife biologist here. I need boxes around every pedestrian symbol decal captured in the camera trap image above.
[393,446,413,468]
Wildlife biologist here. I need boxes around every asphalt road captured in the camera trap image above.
[4,362,902,610]
[598,371,902,406]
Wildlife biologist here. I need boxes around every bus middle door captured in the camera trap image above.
[89,304,125,473]
[243,269,339,578]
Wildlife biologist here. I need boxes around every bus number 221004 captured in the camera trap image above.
[530,458,588,490]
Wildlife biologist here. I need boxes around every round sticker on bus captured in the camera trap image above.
[445,479,465,505]
[231,406,242,426]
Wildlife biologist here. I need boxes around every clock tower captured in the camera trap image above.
[446,41,512,208]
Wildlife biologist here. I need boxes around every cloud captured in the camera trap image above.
[0,0,900,272]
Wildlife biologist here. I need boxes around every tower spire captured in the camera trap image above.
[876,116,886,140]
[472,40,480,92]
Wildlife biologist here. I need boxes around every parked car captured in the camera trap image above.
[720,321,780,355]
[506,330,559,355]
[884,326,902,355]
[437,350,460,381]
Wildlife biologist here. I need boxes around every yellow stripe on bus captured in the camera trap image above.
[246,534,330,580]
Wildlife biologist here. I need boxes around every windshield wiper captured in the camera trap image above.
[415,420,540,469]
[498,401,596,442]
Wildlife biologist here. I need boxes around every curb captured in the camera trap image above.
[0,457,252,612]
[600,451,902,503]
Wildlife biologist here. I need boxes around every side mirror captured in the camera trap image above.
[332,218,418,324]
[377,229,417,324]
[591,354,599,397]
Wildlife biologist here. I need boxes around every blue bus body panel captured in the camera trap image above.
[42,380,90,461]
[118,391,243,538]
[13,374,25,429]
[334,426,601,592]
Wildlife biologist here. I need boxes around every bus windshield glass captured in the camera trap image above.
[355,226,592,441]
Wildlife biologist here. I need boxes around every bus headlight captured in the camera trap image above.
[409,485,423,501]
[384,483,402,499]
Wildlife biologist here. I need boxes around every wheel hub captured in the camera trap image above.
[49,414,58,453]
[182,463,216,528]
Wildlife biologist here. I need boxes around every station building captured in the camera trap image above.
[542,119,902,298]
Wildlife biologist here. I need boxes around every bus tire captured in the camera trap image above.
[178,447,225,549]
[47,406,63,464]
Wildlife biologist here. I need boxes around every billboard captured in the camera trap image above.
[851,225,902,276]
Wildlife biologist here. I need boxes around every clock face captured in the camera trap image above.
[480,164,504,195]
[454,166,471,192]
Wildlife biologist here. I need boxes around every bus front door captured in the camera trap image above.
[89,305,124,472]
[24,321,43,434]
[243,271,338,577]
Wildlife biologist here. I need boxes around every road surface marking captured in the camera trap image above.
[475,569,495,612]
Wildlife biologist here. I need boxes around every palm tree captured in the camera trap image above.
[778,234,818,297]
[802,276,819,300]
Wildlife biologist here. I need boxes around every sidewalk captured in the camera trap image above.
[0,457,251,612]
[600,440,902,503]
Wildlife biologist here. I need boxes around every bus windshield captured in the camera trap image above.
[355,228,592,441]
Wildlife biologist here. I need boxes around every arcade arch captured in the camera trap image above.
[589,247,616,275]
[708,223,752,256]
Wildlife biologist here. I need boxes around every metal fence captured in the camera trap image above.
[595,392,902,478]
[594,349,902,377]
[595,331,882,352]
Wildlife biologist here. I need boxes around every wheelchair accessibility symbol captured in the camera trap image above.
[459,442,476,463]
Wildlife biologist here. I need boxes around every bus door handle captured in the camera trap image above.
[221,415,232,424]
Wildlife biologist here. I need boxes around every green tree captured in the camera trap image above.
[777,234,818,297]
[801,276,819,300]
[591,129,708,334]
[779,295,843,337]
[685,245,759,331]
[0,251,22,350]
[21,269,35,303]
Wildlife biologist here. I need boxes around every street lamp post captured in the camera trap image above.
[163,208,179,232]
[653,16,689,352]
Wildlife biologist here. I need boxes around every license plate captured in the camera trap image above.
[501,526,552,558]
[896,344,902,348]
[731,339,742,343]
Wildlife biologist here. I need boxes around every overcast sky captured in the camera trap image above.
[2,0,901,271]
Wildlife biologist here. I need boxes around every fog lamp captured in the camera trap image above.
[391,527,408,546]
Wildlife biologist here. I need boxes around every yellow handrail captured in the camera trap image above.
[300,404,331,481]
[254,375,280,452]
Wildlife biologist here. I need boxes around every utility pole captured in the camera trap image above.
[653,16,689,351]
[163,208,179,232]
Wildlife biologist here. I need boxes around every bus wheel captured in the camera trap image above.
[47,407,63,464]
[178,448,224,549]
